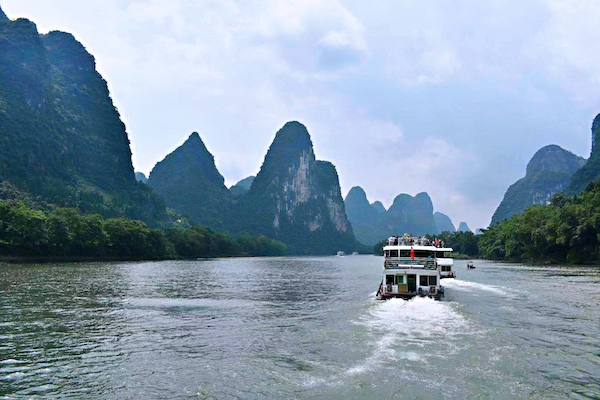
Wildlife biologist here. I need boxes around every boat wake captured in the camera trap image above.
[342,297,476,377]
[441,279,515,296]
[365,297,468,338]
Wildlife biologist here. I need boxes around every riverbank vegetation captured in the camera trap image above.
[7,178,600,264]
[478,180,600,264]
[0,201,288,261]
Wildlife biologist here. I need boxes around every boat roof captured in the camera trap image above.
[383,245,453,252]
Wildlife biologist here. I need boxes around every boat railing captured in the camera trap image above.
[384,257,437,270]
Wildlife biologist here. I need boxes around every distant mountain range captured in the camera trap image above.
[434,212,456,233]
[229,176,254,197]
[7,6,600,253]
[0,8,357,254]
[344,186,457,246]
[457,222,472,233]
[135,172,148,183]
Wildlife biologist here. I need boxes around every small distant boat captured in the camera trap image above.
[352,252,358,255]
[467,261,475,269]
[337,251,345,257]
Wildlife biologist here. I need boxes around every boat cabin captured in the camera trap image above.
[377,235,454,300]
[434,249,455,279]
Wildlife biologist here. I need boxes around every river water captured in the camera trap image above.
[1,257,599,399]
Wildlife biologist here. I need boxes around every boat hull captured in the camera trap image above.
[377,292,443,301]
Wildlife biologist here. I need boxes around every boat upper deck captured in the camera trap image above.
[383,235,453,270]
[383,245,453,252]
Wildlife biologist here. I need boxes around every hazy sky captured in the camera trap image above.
[4,0,600,230]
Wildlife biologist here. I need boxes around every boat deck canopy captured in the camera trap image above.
[383,245,453,252]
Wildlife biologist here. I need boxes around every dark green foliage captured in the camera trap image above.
[569,115,600,194]
[165,226,287,258]
[435,231,478,256]
[492,145,585,225]
[42,31,136,191]
[373,239,386,256]
[479,179,600,263]
[0,201,172,258]
[0,201,287,260]
[148,132,231,230]
[0,14,168,226]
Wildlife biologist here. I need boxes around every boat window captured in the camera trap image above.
[428,276,437,286]
[419,276,428,286]
[389,249,399,257]
[395,275,404,284]
[384,250,389,257]
[386,275,394,285]
[400,250,410,257]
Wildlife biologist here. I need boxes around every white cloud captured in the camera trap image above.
[527,0,600,103]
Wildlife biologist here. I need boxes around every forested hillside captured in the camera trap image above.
[491,145,585,224]
[568,113,600,194]
[148,132,232,230]
[0,11,167,225]
[479,180,600,263]
[0,201,287,259]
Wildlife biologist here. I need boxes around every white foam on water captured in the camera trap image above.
[341,297,473,377]
[123,297,265,310]
[442,278,513,296]
[1,371,26,381]
[0,359,23,364]
[366,297,469,337]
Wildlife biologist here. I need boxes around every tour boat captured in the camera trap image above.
[337,251,345,257]
[376,235,454,300]
[467,260,475,269]
[434,247,455,279]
